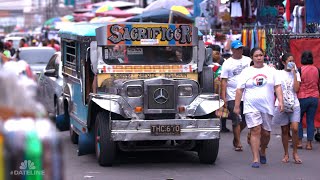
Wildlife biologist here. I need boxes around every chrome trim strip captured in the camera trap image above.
[112,128,220,134]
[62,72,81,83]
[70,112,87,128]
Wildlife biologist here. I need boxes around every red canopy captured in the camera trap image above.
[73,12,95,22]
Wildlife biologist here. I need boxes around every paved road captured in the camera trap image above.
[62,122,320,180]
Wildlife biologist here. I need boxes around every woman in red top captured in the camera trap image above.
[297,51,319,150]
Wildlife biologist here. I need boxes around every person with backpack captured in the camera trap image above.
[272,53,302,164]
[297,51,319,150]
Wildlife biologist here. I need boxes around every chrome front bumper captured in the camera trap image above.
[111,119,220,141]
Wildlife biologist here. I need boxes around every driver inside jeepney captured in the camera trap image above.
[103,46,192,65]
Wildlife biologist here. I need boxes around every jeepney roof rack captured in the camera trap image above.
[58,23,107,41]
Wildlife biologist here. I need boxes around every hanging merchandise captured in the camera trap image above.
[241,25,267,51]
[199,0,220,29]
[285,0,291,22]
[265,26,289,65]
[306,23,320,33]
[258,6,278,25]
[230,0,242,17]
[292,5,305,33]
[305,0,320,24]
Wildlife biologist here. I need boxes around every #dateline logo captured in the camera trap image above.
[10,160,45,176]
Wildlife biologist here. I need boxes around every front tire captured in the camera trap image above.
[95,111,116,166]
[198,139,219,164]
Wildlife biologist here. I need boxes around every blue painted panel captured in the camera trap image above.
[70,117,82,134]
[72,83,88,123]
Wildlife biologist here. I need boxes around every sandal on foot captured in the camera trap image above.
[282,155,289,163]
[306,144,312,150]
[251,162,260,168]
[233,139,242,151]
[234,146,243,151]
[293,156,302,164]
[260,155,267,164]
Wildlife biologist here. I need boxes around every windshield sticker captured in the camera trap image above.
[106,24,192,46]
[140,39,159,45]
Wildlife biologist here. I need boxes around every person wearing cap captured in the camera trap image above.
[220,40,252,151]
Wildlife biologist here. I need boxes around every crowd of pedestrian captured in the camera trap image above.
[0,38,60,66]
[208,39,319,168]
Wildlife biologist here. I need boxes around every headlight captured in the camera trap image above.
[127,86,143,97]
[178,85,193,96]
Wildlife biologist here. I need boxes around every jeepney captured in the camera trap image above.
[59,22,223,166]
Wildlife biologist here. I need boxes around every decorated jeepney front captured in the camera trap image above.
[88,23,222,166]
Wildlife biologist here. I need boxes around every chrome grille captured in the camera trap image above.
[147,85,175,109]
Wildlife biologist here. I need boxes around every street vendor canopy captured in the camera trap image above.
[95,23,198,46]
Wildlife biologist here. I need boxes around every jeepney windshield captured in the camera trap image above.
[102,45,192,65]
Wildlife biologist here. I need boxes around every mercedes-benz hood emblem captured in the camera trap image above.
[153,88,169,104]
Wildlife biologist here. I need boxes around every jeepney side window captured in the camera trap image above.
[77,43,82,77]
[65,41,76,69]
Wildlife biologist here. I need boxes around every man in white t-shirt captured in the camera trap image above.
[220,40,252,151]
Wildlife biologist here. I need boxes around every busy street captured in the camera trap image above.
[61,125,320,180]
[1,0,320,180]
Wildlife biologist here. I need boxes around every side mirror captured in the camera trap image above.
[90,41,98,74]
[204,48,213,66]
[44,69,57,77]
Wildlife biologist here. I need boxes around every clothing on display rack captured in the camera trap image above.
[306,23,320,33]
[292,5,305,34]
[305,0,320,24]
[258,6,278,25]
[285,0,291,22]
[231,1,242,17]
[199,0,220,29]
[265,29,290,66]
[241,26,266,51]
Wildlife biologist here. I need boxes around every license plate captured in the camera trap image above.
[150,125,181,136]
